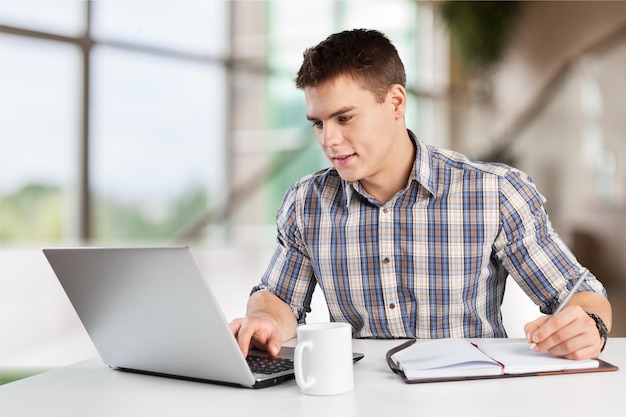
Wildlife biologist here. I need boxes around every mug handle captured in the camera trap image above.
[294,340,314,389]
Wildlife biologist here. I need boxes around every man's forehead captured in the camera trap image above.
[303,76,372,117]
[303,73,363,93]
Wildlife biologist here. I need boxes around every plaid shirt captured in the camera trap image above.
[254,130,606,339]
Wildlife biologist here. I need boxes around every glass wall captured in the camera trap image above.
[0,34,81,242]
[0,0,444,247]
[1,0,229,244]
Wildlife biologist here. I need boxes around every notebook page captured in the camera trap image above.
[391,338,502,379]
[477,342,600,374]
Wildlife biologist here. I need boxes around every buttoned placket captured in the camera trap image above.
[378,202,405,337]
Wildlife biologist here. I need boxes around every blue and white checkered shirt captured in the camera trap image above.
[253,130,606,339]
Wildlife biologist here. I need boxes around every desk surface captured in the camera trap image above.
[1,338,622,417]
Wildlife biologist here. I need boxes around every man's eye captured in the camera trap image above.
[312,121,323,129]
[338,115,352,123]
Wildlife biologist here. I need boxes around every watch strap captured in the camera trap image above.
[586,312,608,352]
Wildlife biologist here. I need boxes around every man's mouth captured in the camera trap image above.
[332,153,356,166]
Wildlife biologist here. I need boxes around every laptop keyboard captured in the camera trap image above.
[247,355,294,375]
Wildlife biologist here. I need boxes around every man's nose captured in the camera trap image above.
[320,123,342,148]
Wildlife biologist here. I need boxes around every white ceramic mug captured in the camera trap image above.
[293,322,354,395]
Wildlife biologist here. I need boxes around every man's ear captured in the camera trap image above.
[388,84,407,118]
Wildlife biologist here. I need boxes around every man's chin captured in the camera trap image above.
[335,170,361,183]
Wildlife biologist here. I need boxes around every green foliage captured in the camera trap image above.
[0,184,209,243]
[439,1,522,73]
[0,184,63,242]
[93,186,209,241]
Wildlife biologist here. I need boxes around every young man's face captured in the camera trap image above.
[304,74,407,189]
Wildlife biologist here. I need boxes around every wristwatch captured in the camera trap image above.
[587,312,609,352]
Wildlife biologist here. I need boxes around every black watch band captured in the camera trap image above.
[586,312,609,352]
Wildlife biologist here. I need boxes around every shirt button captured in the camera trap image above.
[383,257,390,264]
[389,303,396,309]
[382,207,389,213]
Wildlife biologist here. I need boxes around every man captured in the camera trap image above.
[229,29,612,360]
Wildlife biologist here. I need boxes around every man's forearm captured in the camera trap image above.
[246,290,298,341]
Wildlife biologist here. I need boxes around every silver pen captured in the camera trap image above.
[553,273,587,315]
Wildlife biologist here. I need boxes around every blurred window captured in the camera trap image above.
[0,0,85,36]
[90,47,226,240]
[0,0,439,246]
[91,0,228,56]
[0,0,227,244]
[0,34,81,242]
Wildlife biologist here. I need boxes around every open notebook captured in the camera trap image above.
[387,338,618,384]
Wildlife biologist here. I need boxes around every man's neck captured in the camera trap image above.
[359,129,416,205]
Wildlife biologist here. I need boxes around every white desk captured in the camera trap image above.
[1,338,622,417]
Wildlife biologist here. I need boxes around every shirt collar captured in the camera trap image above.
[409,130,436,197]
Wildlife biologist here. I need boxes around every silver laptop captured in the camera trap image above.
[43,246,362,388]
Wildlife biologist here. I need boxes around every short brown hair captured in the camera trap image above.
[295,29,406,103]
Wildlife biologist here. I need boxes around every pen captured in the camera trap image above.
[528,273,587,350]
[553,273,587,315]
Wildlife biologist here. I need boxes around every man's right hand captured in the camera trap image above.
[229,315,283,357]
[229,290,298,357]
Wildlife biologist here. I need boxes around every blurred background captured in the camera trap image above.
[1,0,625,382]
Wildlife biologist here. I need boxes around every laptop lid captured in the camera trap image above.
[43,246,293,388]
